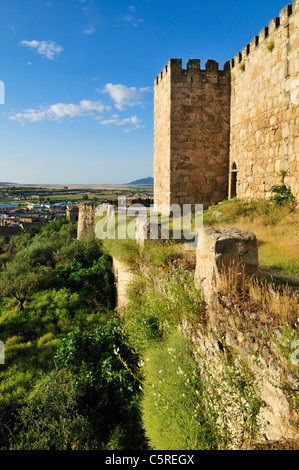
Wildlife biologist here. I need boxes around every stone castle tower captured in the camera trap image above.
[154,1,299,212]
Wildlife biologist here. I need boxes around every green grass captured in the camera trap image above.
[0,288,112,407]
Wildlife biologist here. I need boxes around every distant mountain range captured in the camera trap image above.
[0,179,154,187]
[127,177,153,185]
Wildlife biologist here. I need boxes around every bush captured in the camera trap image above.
[56,252,115,309]
[270,184,296,208]
[9,370,92,450]
[54,320,147,449]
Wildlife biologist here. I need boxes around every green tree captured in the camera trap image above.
[0,258,53,309]
[54,320,146,449]
[56,236,115,309]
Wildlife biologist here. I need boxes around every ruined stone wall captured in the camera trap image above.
[112,258,134,310]
[77,202,97,240]
[112,227,298,446]
[192,226,298,444]
[154,59,231,212]
[229,0,299,200]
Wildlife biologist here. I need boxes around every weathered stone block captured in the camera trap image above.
[195,227,259,305]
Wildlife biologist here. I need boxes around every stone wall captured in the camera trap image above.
[192,226,298,444]
[154,59,231,212]
[112,227,298,446]
[187,305,299,445]
[153,1,299,210]
[154,63,171,210]
[229,0,299,201]
[77,202,97,241]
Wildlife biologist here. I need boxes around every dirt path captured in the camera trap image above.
[260,268,299,292]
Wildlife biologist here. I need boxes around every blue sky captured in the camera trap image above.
[0,0,289,184]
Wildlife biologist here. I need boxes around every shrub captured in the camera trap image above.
[270,184,296,208]
[9,370,92,450]
[56,252,115,309]
[54,320,147,449]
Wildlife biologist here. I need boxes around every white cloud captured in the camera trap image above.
[20,40,63,60]
[100,115,140,126]
[115,6,144,28]
[83,25,96,35]
[100,115,142,131]
[101,83,150,110]
[9,100,109,123]
[117,14,143,27]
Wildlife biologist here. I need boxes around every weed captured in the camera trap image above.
[267,40,275,52]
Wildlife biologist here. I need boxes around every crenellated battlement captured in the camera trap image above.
[155,58,230,86]
[155,0,298,79]
[155,1,297,82]
[230,1,296,68]
[154,1,299,211]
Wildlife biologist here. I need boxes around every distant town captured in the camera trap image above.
[0,182,153,241]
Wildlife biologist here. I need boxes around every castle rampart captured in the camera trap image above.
[154,59,231,212]
[229,0,299,200]
[154,1,299,210]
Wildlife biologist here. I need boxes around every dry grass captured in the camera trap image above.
[203,201,299,277]
[234,211,299,276]
[218,263,298,327]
